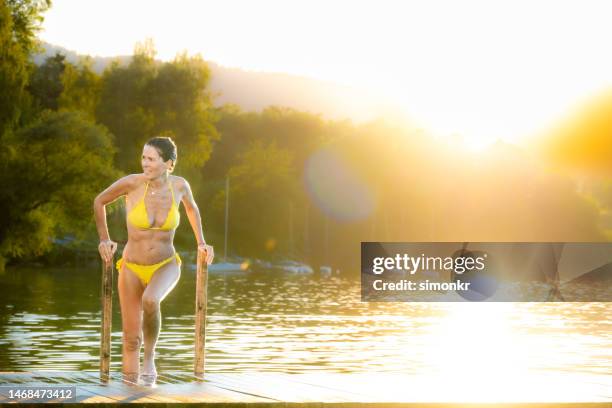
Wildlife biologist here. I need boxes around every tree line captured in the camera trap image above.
[1,0,609,274]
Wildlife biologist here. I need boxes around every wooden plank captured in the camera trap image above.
[195,250,209,376]
[78,394,124,403]
[74,386,104,403]
[1,372,611,406]
[149,383,276,403]
[61,374,275,403]
[79,378,226,403]
[0,374,66,386]
[73,370,106,384]
[107,371,139,386]
[78,384,166,404]
[0,381,115,404]
[286,376,374,399]
[165,371,208,384]
[81,378,182,403]
[100,258,114,382]
[271,373,380,400]
[0,374,28,384]
[156,372,185,384]
[76,382,265,404]
[0,382,98,404]
[72,385,123,403]
[207,372,334,402]
[30,372,86,384]
[148,376,173,385]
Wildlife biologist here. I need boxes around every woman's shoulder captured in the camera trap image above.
[170,175,189,192]
[118,173,147,192]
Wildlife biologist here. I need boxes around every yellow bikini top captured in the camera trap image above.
[127,181,180,231]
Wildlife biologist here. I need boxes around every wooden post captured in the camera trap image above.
[194,250,208,378]
[100,259,113,382]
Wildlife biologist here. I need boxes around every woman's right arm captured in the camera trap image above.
[93,174,139,263]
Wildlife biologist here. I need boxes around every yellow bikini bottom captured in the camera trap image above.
[116,253,182,286]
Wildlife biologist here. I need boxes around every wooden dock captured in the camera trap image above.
[0,371,610,406]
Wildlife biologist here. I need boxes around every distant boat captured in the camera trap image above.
[206,176,250,274]
[319,265,332,275]
[186,254,253,273]
[270,260,314,274]
[250,259,273,273]
[208,260,251,274]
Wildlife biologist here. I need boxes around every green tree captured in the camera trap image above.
[96,50,157,171]
[212,141,298,257]
[147,53,217,169]
[96,44,218,174]
[28,52,66,111]
[0,0,50,135]
[201,106,354,261]
[58,56,101,118]
[0,111,119,269]
[203,105,256,180]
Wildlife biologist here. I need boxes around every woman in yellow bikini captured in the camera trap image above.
[93,136,214,383]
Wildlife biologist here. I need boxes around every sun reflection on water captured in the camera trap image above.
[0,268,609,401]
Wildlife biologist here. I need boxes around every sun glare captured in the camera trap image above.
[424,304,536,402]
[40,0,612,149]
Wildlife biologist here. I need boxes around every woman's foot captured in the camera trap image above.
[142,353,157,377]
[140,373,157,387]
[122,372,139,385]
[141,359,157,386]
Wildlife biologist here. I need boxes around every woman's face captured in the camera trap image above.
[142,144,172,179]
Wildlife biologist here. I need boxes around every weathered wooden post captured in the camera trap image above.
[100,258,113,382]
[194,250,209,378]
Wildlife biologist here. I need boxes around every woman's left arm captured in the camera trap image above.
[180,178,214,265]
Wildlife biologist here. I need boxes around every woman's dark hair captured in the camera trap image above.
[146,136,177,170]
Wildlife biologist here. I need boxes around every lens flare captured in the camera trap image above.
[304,148,374,221]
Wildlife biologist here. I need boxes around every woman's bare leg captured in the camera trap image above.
[141,259,181,376]
[118,264,145,383]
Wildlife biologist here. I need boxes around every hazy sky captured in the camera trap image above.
[40,0,612,146]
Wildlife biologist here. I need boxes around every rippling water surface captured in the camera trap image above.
[0,265,610,397]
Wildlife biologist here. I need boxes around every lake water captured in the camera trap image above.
[0,265,610,399]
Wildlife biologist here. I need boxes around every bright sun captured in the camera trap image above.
[41,0,612,151]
